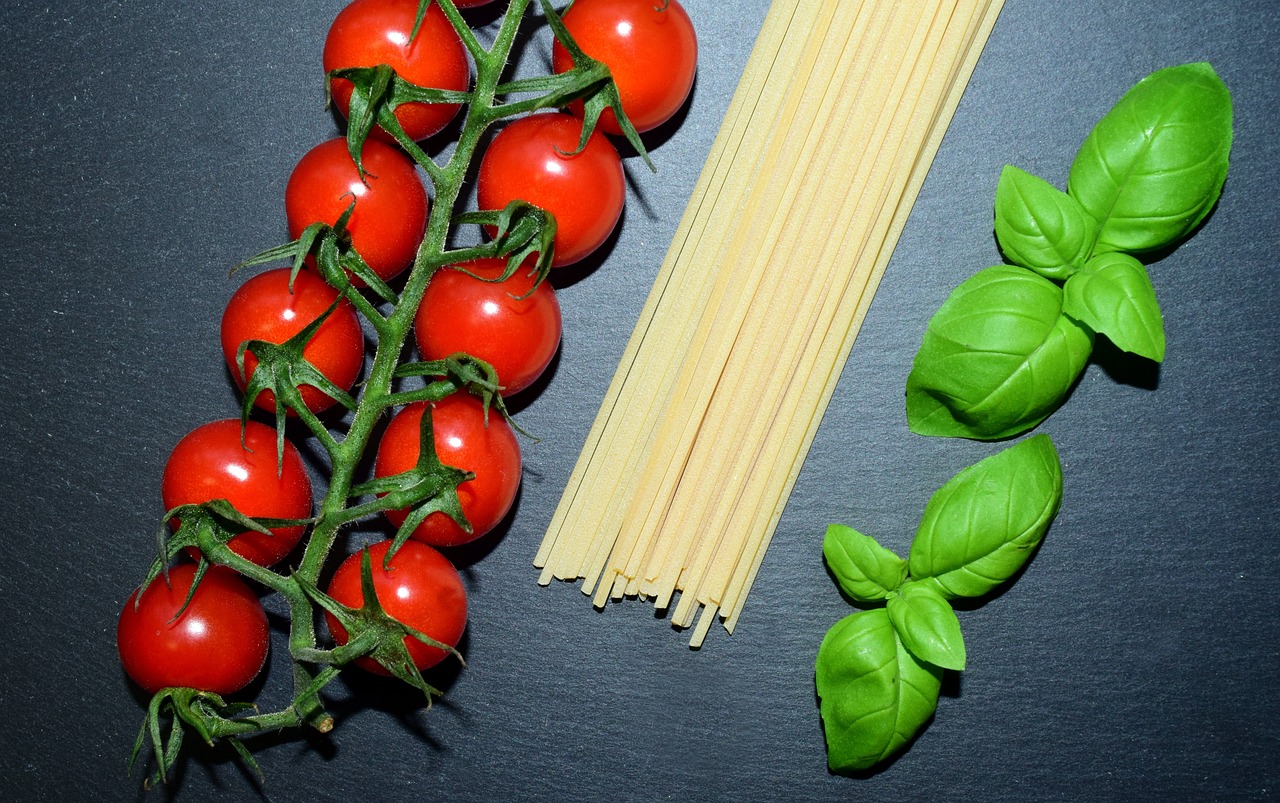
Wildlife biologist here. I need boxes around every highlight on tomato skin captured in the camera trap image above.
[219,267,365,415]
[323,0,471,142]
[476,112,626,268]
[374,393,522,548]
[161,419,313,568]
[551,0,699,135]
[285,137,429,285]
[415,257,563,397]
[116,564,270,696]
[325,539,468,673]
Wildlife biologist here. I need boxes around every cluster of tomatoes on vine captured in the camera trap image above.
[114,0,698,759]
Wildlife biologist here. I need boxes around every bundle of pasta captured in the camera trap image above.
[536,0,1007,646]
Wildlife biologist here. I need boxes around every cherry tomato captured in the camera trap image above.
[476,112,625,267]
[552,0,698,135]
[161,419,312,567]
[323,0,470,142]
[117,564,269,695]
[414,258,562,396]
[220,267,365,415]
[325,539,467,673]
[374,393,521,547]
[285,137,428,285]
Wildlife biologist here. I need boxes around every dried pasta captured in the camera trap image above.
[535,0,1007,646]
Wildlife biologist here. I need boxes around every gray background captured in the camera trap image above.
[1,0,1277,800]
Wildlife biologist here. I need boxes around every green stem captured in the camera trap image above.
[162,0,621,756]
[281,0,539,721]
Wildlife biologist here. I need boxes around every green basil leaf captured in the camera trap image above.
[1063,252,1166,362]
[822,523,907,602]
[994,165,1098,279]
[1067,62,1233,255]
[906,265,1094,440]
[908,434,1063,599]
[886,582,966,670]
[815,608,943,772]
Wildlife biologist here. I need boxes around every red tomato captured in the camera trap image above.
[325,539,467,673]
[414,258,562,396]
[220,267,365,415]
[161,419,312,567]
[285,137,428,284]
[552,0,698,134]
[323,0,470,142]
[374,393,521,547]
[117,564,269,695]
[476,113,625,267]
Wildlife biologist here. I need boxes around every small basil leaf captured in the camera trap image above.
[906,265,1094,440]
[1063,252,1166,362]
[886,583,966,671]
[1067,62,1233,255]
[908,434,1063,599]
[815,608,944,772]
[994,165,1098,279]
[822,523,907,601]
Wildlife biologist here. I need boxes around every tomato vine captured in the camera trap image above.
[118,0,688,785]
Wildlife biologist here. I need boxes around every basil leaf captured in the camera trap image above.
[994,165,1098,279]
[815,608,944,772]
[1063,252,1166,362]
[906,265,1094,440]
[822,523,907,602]
[886,582,965,671]
[1067,62,1233,255]
[908,435,1063,599]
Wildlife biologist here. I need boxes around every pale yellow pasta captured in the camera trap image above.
[536,0,1007,647]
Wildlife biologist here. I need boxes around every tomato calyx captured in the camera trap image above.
[239,216,399,308]
[232,297,359,427]
[456,199,558,282]
[350,406,475,546]
[129,687,261,788]
[154,501,313,590]
[327,63,472,172]
[130,678,336,790]
[392,355,539,443]
[296,548,462,697]
[537,0,653,169]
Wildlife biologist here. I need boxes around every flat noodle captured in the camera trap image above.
[668,0,923,626]
[535,0,1007,646]
[536,0,807,586]
[720,0,1005,632]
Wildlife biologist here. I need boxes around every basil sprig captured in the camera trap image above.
[907,62,1232,440]
[816,435,1063,772]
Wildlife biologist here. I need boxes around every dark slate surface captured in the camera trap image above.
[1,0,1276,800]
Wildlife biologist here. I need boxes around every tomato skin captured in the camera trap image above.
[220,267,365,414]
[117,564,269,695]
[375,394,521,547]
[552,0,698,134]
[323,0,470,142]
[161,419,312,567]
[415,258,562,396]
[285,137,428,284]
[476,113,625,267]
[325,539,467,673]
